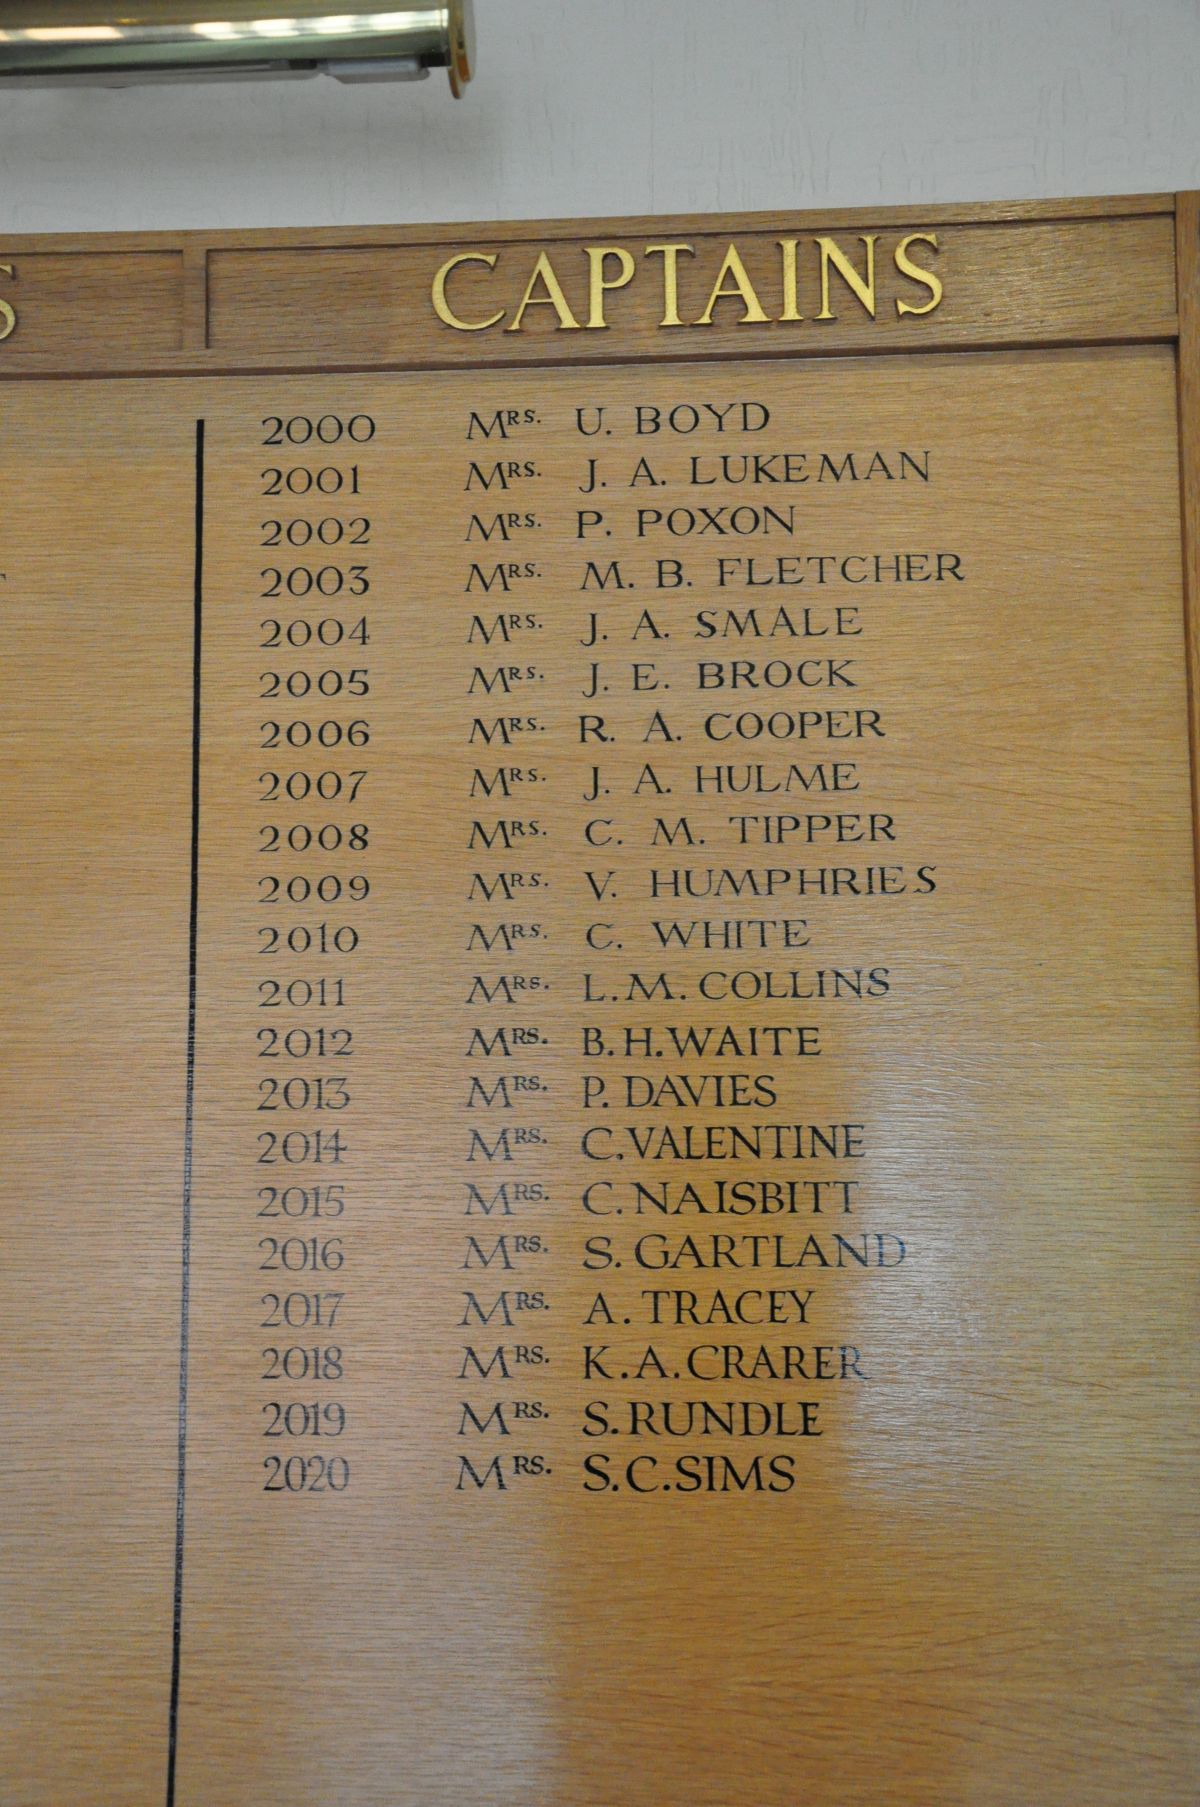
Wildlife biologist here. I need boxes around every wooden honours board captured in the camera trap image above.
[1,195,1198,1807]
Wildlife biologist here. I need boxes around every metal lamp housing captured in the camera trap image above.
[0,3,476,92]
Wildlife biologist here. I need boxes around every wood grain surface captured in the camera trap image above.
[0,197,1182,375]
[0,199,1197,1807]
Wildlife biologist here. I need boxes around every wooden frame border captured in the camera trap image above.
[0,192,1186,379]
[1176,192,1200,955]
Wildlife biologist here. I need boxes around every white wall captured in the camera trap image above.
[0,0,1197,234]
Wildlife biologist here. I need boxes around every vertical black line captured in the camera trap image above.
[167,418,204,1807]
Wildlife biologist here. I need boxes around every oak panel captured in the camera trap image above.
[0,252,184,353]
[0,198,1196,1807]
[206,216,1178,366]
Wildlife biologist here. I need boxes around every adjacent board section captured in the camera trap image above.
[1,197,1198,1807]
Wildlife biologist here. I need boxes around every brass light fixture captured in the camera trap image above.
[0,2,475,92]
